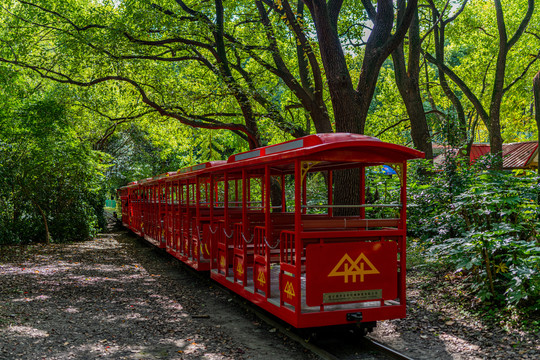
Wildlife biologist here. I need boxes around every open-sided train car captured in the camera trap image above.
[118,133,424,329]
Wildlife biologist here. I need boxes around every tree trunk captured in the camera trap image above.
[333,168,360,216]
[307,1,361,133]
[488,33,507,164]
[304,0,417,134]
[533,71,540,178]
[32,200,50,244]
[391,7,433,159]
[302,0,417,210]
[215,0,261,149]
[431,10,467,146]
[488,0,534,167]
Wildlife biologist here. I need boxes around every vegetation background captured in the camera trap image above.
[0,0,538,329]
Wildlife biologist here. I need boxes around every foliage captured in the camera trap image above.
[0,82,107,244]
[408,156,540,311]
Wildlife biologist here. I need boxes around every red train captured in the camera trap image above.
[118,133,423,330]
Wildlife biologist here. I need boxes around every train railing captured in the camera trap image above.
[280,230,296,267]
[216,221,229,276]
[233,223,247,284]
[253,226,269,297]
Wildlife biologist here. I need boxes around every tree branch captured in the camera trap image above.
[0,57,258,144]
[17,0,106,32]
[503,50,540,93]
[375,117,410,138]
[360,0,377,20]
[507,0,535,49]
[423,51,490,128]
[382,0,418,58]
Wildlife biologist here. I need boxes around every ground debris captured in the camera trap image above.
[0,218,314,360]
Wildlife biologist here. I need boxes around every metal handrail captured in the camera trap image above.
[223,228,234,239]
[301,203,402,208]
[242,232,255,244]
[264,236,280,250]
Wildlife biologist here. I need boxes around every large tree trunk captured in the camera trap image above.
[391,7,433,159]
[303,0,417,134]
[303,0,417,212]
[533,71,540,177]
[305,1,361,133]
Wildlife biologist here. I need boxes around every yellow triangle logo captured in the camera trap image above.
[236,262,244,276]
[284,281,295,299]
[328,253,380,283]
[257,270,266,285]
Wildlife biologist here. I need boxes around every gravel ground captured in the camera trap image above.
[369,270,540,360]
[0,221,316,360]
[1,218,539,360]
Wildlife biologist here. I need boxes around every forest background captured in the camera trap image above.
[0,0,539,327]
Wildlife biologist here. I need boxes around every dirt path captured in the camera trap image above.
[0,223,315,360]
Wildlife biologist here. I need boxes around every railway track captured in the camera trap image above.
[361,337,416,360]
[225,280,417,360]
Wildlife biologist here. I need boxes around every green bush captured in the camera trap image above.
[0,97,107,244]
[408,156,540,311]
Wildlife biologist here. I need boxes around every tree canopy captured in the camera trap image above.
[0,0,539,241]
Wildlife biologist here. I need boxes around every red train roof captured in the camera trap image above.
[228,133,424,164]
[127,134,423,185]
[177,161,227,174]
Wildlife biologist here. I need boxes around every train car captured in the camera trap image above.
[118,133,424,330]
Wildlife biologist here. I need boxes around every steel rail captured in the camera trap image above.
[362,336,417,360]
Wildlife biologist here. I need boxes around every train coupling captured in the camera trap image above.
[346,312,363,322]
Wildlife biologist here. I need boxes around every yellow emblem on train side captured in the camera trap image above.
[257,270,266,285]
[284,281,295,299]
[236,262,243,276]
[328,253,380,283]
[220,256,226,268]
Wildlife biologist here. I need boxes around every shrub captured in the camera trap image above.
[0,98,107,244]
[408,156,540,310]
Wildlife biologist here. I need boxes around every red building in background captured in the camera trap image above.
[434,141,538,170]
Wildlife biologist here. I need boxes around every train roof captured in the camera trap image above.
[153,171,178,180]
[118,181,138,190]
[227,133,424,166]
[125,134,423,184]
[177,161,227,174]
[162,160,227,181]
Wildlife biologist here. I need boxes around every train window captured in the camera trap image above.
[215,178,225,208]
[227,179,242,208]
[198,177,211,207]
[364,165,401,219]
[304,171,329,215]
[188,182,196,204]
[248,176,263,211]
